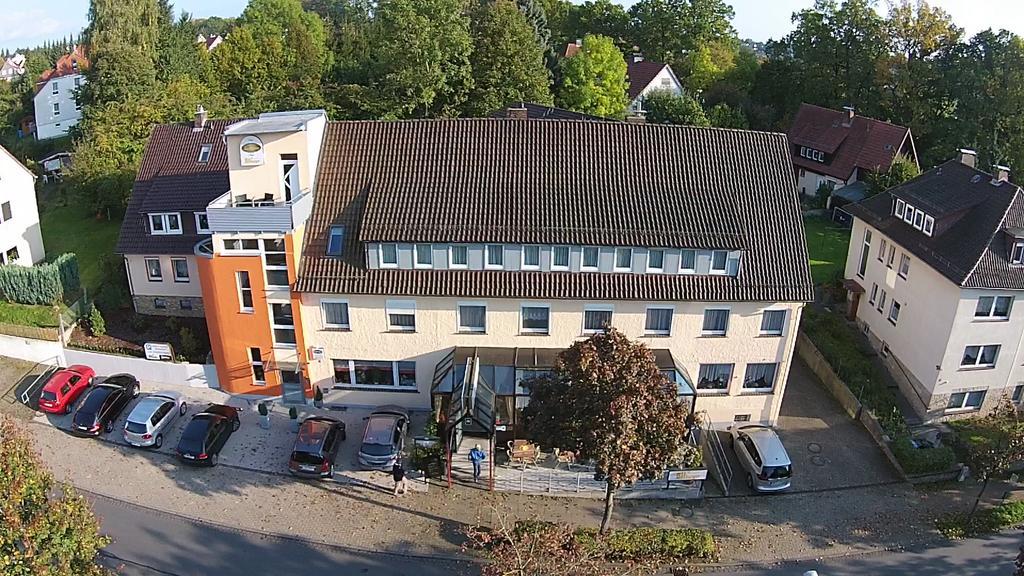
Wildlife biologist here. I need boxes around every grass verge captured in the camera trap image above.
[937,501,1024,539]
[803,214,850,284]
[0,300,61,328]
[38,195,121,295]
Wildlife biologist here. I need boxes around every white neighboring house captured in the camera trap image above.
[0,145,45,266]
[625,55,683,117]
[0,53,26,82]
[33,47,89,141]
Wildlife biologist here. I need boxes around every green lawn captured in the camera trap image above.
[803,215,851,284]
[38,196,122,295]
[0,300,60,328]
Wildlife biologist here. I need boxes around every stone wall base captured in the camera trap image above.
[132,295,205,318]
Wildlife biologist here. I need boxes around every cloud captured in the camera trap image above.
[0,9,71,49]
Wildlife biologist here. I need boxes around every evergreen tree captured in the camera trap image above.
[466,0,552,116]
[556,34,628,118]
[84,0,162,104]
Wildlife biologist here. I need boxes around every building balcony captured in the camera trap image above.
[206,189,314,234]
[194,237,214,259]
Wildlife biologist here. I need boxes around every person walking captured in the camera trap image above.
[469,444,486,483]
[392,461,408,497]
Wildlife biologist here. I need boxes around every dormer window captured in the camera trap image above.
[903,203,914,224]
[326,226,345,256]
[894,199,906,218]
[149,213,182,235]
[799,146,825,163]
[913,209,924,229]
[1012,242,1024,265]
[923,215,934,236]
[198,144,212,164]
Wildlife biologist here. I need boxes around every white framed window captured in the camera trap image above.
[913,209,924,229]
[898,253,910,278]
[869,282,878,305]
[614,248,632,271]
[743,363,778,392]
[858,229,871,277]
[551,246,570,270]
[379,243,398,268]
[701,308,729,336]
[947,390,986,411]
[582,246,600,271]
[582,304,613,333]
[386,300,416,332]
[647,249,664,272]
[332,359,417,389]
[52,102,60,116]
[236,271,253,312]
[485,244,504,269]
[223,238,260,252]
[279,155,300,201]
[877,289,887,312]
[262,238,289,288]
[144,257,162,281]
[680,249,696,274]
[449,245,468,268]
[194,212,210,234]
[644,306,673,336]
[877,239,887,262]
[149,213,182,235]
[171,258,189,282]
[710,250,728,274]
[326,226,345,256]
[923,215,934,236]
[1013,385,1024,404]
[903,204,915,224]
[414,244,433,268]
[697,363,733,392]
[1013,242,1024,265]
[760,310,786,336]
[887,245,895,268]
[270,301,297,346]
[250,347,266,384]
[521,303,550,334]
[888,301,901,325]
[522,245,540,269]
[895,198,906,218]
[961,345,1000,369]
[975,295,1013,320]
[198,144,212,164]
[51,81,58,95]
[322,299,350,329]
[0,201,10,222]
[457,302,487,333]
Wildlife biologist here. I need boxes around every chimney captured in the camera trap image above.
[575,38,582,46]
[992,165,1011,186]
[957,148,977,168]
[842,106,855,127]
[632,46,643,63]
[506,105,528,120]
[193,104,207,131]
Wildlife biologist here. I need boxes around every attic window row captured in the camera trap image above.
[799,146,825,163]
[894,198,934,237]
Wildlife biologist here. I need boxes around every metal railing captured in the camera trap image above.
[698,411,732,496]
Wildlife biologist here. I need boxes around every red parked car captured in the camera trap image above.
[38,365,95,414]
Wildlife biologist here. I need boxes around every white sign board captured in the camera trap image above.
[239,135,265,166]
[43,158,62,172]
[666,469,707,482]
[144,342,174,362]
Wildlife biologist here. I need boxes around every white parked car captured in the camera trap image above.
[728,424,792,492]
[124,391,188,449]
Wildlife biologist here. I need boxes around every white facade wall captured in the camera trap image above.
[847,217,1024,417]
[0,147,45,265]
[796,166,848,197]
[124,254,203,297]
[298,293,803,426]
[34,74,86,140]
[628,66,683,115]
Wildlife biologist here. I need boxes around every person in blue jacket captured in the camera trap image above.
[469,444,486,483]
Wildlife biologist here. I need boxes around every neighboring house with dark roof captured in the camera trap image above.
[788,103,917,196]
[116,108,233,317]
[844,149,1024,421]
[33,45,89,140]
[625,54,682,116]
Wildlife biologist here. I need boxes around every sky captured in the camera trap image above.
[2,0,1024,52]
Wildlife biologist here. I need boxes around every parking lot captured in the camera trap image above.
[716,358,900,496]
[24,371,430,492]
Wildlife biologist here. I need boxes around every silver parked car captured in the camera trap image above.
[124,391,188,449]
[358,405,409,471]
[728,424,792,492]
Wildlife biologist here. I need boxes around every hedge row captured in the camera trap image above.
[0,253,80,305]
[513,520,718,562]
[937,501,1024,538]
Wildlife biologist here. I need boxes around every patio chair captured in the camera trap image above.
[552,448,576,470]
[507,439,539,469]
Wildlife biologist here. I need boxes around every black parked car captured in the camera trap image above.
[288,416,345,479]
[70,374,140,437]
[176,404,240,467]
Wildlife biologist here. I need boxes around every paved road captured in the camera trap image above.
[87,491,477,576]
[712,531,1023,576]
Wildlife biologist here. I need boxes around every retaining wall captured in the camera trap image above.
[64,348,218,389]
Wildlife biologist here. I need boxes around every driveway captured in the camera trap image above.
[718,358,900,496]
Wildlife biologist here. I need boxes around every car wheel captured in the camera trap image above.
[746,473,755,490]
[179,402,187,416]
[104,421,113,434]
[340,431,346,442]
[232,418,240,432]
[154,434,163,449]
[64,404,73,415]
[132,385,140,398]
[210,453,219,467]
[328,464,335,479]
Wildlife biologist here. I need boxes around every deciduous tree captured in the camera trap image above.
[960,401,1024,518]
[866,153,920,194]
[84,0,162,104]
[523,328,688,533]
[556,34,628,118]
[643,90,709,126]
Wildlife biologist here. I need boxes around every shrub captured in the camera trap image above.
[178,327,198,360]
[128,313,149,333]
[891,436,956,475]
[95,281,128,313]
[937,501,1024,539]
[88,305,106,336]
[53,253,81,297]
[0,252,80,305]
[601,527,717,561]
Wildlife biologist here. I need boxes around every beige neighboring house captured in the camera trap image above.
[844,150,1024,421]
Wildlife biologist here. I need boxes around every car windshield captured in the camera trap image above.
[360,442,394,457]
[125,421,148,434]
[178,419,210,452]
[763,464,791,479]
[362,416,397,445]
[40,390,57,402]
[291,451,324,465]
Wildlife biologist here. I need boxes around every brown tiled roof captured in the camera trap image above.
[36,45,89,89]
[563,42,581,58]
[296,119,813,303]
[626,60,669,100]
[490,102,611,121]
[116,119,235,255]
[787,104,914,181]
[846,159,1024,289]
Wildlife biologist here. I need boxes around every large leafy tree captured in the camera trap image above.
[557,0,630,51]
[523,328,688,533]
[0,418,111,575]
[83,0,162,104]
[556,34,628,118]
[959,400,1024,518]
[643,90,709,126]
[866,153,920,194]
[627,0,735,68]
[466,0,552,116]
[362,0,473,118]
